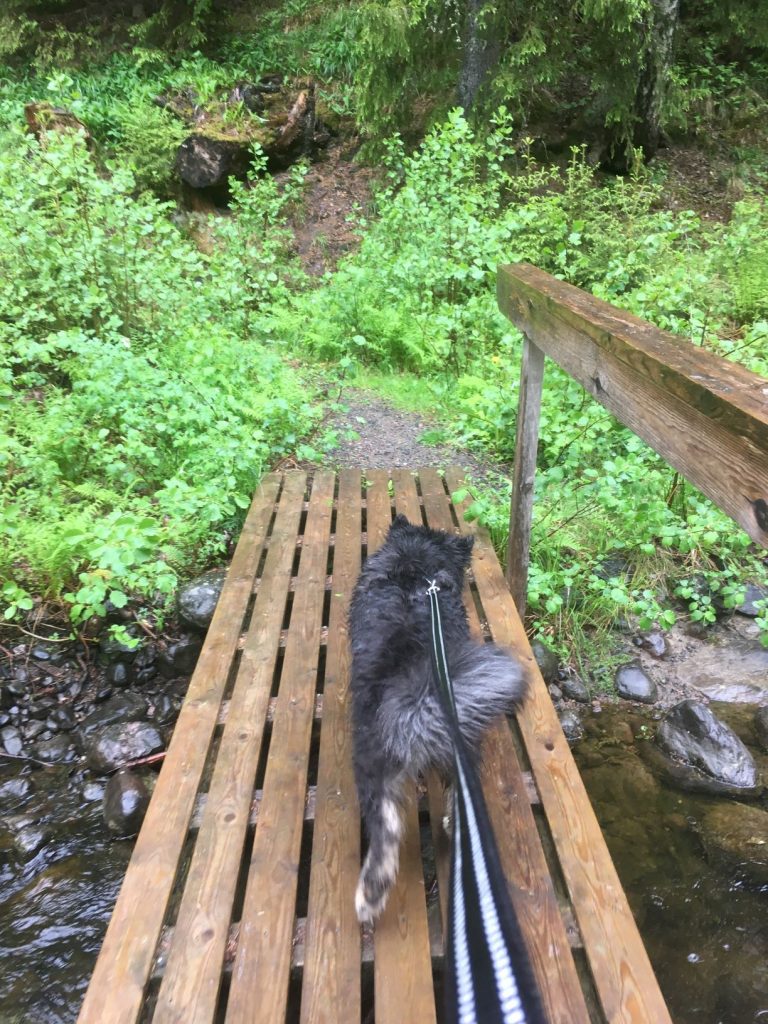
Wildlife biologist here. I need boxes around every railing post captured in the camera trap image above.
[507,334,545,617]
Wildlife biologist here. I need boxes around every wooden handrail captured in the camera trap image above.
[498,262,768,614]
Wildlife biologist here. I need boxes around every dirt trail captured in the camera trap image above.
[284,139,377,275]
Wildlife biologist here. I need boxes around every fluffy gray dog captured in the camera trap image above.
[348,514,528,924]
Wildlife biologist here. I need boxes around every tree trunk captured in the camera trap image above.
[633,0,680,158]
[458,0,502,112]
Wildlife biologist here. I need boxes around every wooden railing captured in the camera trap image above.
[498,263,768,615]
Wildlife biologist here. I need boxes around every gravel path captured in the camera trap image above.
[301,389,509,487]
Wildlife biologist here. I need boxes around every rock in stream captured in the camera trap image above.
[654,700,759,796]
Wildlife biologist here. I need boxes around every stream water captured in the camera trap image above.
[574,704,767,1024]
[0,707,766,1022]
[0,766,131,1024]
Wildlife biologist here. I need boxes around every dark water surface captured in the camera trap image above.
[574,705,768,1024]
[0,766,131,1024]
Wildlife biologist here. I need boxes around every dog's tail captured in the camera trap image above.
[451,642,528,748]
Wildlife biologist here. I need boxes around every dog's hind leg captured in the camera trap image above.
[355,771,406,925]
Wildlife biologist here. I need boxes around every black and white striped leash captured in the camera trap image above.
[425,578,547,1024]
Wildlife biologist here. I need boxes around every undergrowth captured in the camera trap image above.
[278,110,768,658]
[0,128,316,633]
[0,8,766,661]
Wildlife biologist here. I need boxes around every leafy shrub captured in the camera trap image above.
[0,127,316,627]
[285,109,768,654]
[110,97,188,195]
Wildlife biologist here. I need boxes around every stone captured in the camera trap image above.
[615,663,657,704]
[133,644,158,685]
[98,633,139,665]
[638,631,667,658]
[531,640,559,685]
[103,770,150,836]
[47,706,76,731]
[177,569,227,630]
[656,700,757,793]
[28,698,55,720]
[158,635,203,678]
[694,681,768,704]
[558,709,584,744]
[85,722,164,773]
[30,641,71,665]
[0,776,34,810]
[13,824,50,861]
[22,720,46,742]
[593,555,633,582]
[697,802,768,885]
[32,735,76,763]
[735,582,768,617]
[1,725,24,757]
[75,692,148,749]
[548,684,563,703]
[756,707,768,751]
[561,675,590,703]
[148,694,176,725]
[106,661,134,687]
[64,677,83,701]
[716,954,768,1024]
[683,619,710,640]
[24,102,91,145]
[83,781,106,802]
[7,671,27,696]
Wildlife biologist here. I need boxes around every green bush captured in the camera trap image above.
[282,109,768,652]
[0,128,316,627]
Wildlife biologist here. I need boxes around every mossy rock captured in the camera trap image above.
[697,802,768,885]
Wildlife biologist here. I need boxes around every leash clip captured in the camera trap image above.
[424,577,440,596]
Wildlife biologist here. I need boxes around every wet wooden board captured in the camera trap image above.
[498,262,768,548]
[300,469,362,1024]
[446,466,673,1024]
[80,469,672,1024]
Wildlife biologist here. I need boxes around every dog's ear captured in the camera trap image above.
[390,514,411,532]
[452,533,474,560]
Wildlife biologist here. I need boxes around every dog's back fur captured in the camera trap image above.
[349,514,528,923]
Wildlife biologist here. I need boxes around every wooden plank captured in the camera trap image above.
[370,469,437,1024]
[507,335,545,617]
[419,469,591,1024]
[445,467,673,1024]
[498,263,768,547]
[77,474,282,1024]
[154,911,445,982]
[300,470,363,1024]
[152,472,307,1023]
[226,471,335,1024]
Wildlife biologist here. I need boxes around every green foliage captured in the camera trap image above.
[0,128,316,627]
[282,108,768,654]
[110,98,188,195]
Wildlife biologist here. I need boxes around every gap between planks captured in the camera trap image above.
[151,901,583,986]
[188,774,541,831]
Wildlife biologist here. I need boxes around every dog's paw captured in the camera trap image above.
[355,877,388,925]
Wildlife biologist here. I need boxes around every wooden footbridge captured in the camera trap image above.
[78,266,768,1024]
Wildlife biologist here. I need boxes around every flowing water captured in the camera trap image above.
[0,766,131,1024]
[1,707,766,1022]
[574,704,768,1024]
